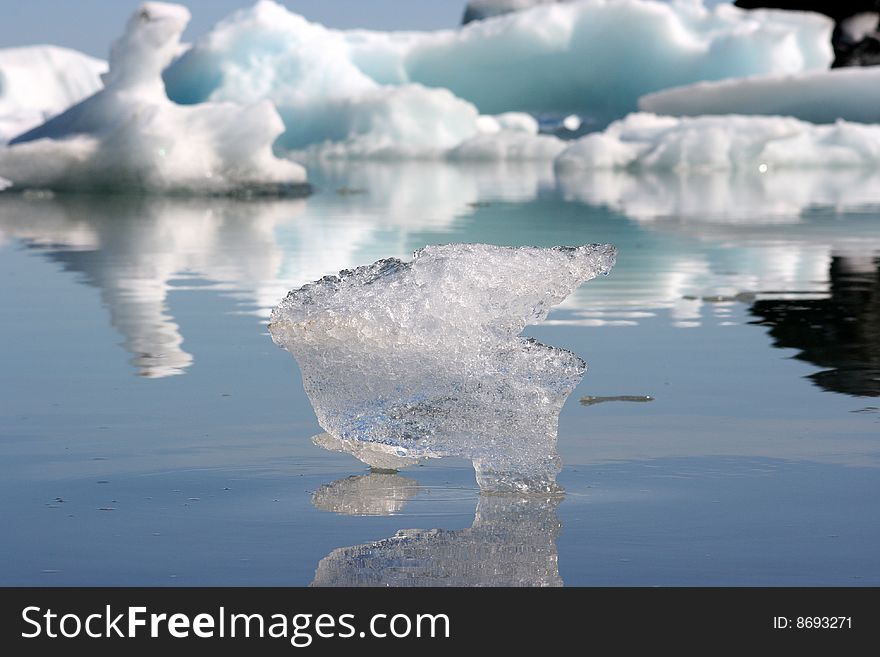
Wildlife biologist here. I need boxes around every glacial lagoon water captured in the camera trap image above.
[0,162,878,586]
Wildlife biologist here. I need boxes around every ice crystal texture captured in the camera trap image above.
[269,243,616,492]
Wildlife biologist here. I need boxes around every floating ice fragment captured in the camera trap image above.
[270,243,616,492]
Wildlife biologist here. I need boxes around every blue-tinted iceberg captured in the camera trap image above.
[639,66,880,124]
[269,243,616,492]
[163,0,833,150]
[0,3,305,194]
[0,46,106,145]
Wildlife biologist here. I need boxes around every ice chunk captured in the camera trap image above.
[163,0,832,150]
[0,46,106,145]
[0,3,306,194]
[312,493,563,586]
[555,112,880,172]
[639,66,880,124]
[269,243,616,492]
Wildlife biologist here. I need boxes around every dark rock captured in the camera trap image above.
[735,1,880,67]
[462,0,561,25]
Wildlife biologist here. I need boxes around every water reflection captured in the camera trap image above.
[311,471,420,516]
[751,256,880,397]
[311,479,563,587]
[1,163,879,387]
[555,168,880,223]
[0,194,306,376]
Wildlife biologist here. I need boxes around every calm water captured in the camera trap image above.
[1,162,878,585]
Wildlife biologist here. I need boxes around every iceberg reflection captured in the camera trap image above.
[0,195,306,376]
[2,162,879,390]
[311,470,421,517]
[311,485,563,587]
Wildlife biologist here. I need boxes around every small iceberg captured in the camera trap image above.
[269,243,616,492]
[0,2,306,195]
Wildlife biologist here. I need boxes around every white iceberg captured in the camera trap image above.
[555,112,880,172]
[0,45,106,145]
[639,66,880,124]
[0,2,306,194]
[269,243,616,492]
[162,0,832,152]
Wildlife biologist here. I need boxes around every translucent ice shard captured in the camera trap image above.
[269,243,616,492]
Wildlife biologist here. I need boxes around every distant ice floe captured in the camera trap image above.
[555,113,880,172]
[162,0,833,152]
[0,2,306,194]
[0,46,106,145]
[639,66,880,124]
[269,243,616,492]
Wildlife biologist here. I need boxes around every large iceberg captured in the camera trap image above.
[555,112,880,171]
[639,66,880,124]
[0,46,106,145]
[163,0,833,150]
[0,3,306,194]
[269,243,616,492]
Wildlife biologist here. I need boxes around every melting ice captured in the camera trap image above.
[269,243,616,492]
